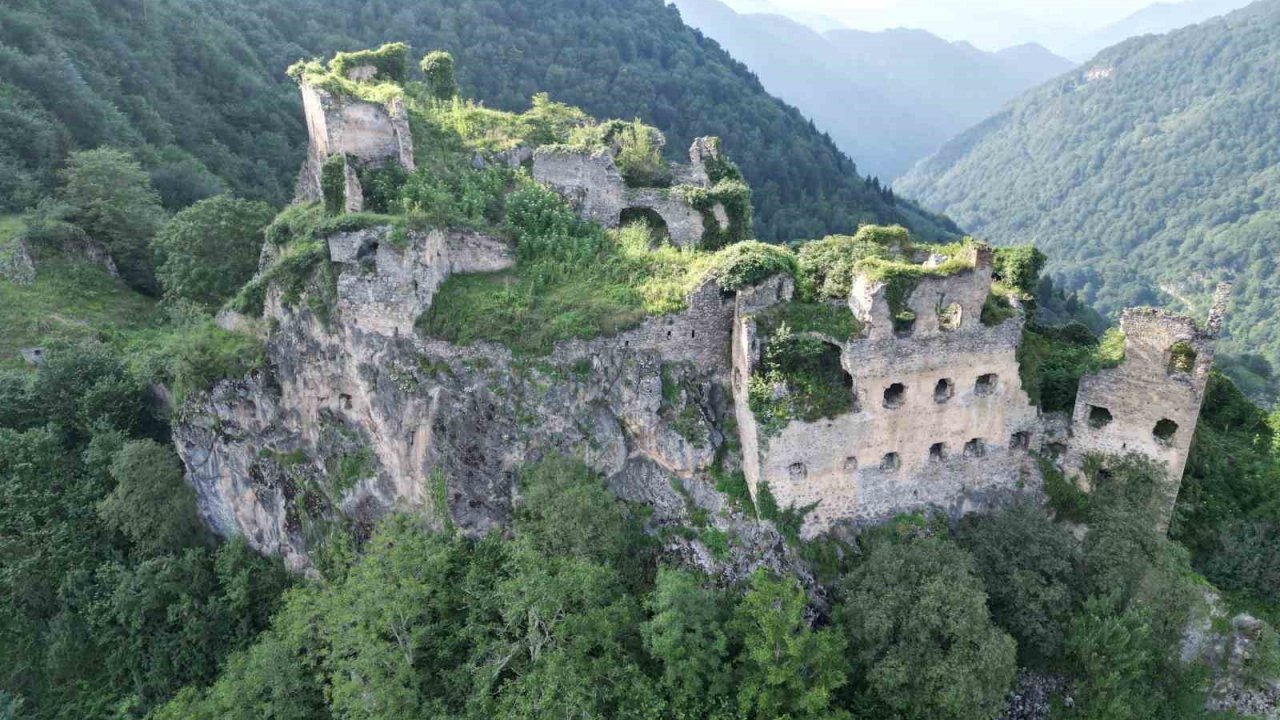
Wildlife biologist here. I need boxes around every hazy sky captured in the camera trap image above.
[721,0,1170,50]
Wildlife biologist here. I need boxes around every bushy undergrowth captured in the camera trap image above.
[748,324,854,435]
[754,301,861,340]
[1018,323,1126,412]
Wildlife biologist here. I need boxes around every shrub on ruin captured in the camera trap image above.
[329,42,411,84]
[706,240,795,291]
[795,231,895,300]
[321,155,347,216]
[993,245,1046,298]
[615,120,671,188]
[677,179,753,250]
[419,50,458,100]
[748,324,853,434]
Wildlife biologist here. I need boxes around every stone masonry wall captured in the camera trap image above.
[1066,291,1226,525]
[735,247,1043,538]
[296,81,415,207]
[531,137,723,249]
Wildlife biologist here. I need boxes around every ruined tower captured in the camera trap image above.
[1065,283,1231,524]
[293,58,415,212]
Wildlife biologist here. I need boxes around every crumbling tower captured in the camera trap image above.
[293,52,415,212]
[1065,283,1231,525]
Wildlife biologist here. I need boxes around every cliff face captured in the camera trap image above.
[177,225,798,579]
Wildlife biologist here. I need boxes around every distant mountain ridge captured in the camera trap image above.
[898,0,1280,395]
[1065,0,1257,60]
[671,0,1075,180]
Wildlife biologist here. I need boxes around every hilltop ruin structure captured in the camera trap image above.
[181,61,1228,572]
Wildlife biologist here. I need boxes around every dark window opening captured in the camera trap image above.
[884,383,907,409]
[843,456,858,471]
[964,438,986,458]
[340,393,353,410]
[929,442,947,461]
[934,378,954,403]
[1153,418,1179,444]
[620,207,670,245]
[1088,405,1113,429]
[691,329,696,339]
[893,312,917,337]
[975,373,998,396]
[1010,431,1031,450]
[881,452,901,471]
[789,462,808,481]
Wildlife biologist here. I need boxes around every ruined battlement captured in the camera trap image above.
[733,249,1041,537]
[532,136,733,249]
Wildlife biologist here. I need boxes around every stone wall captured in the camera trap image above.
[531,137,725,249]
[1065,289,1227,525]
[735,247,1041,537]
[296,81,415,208]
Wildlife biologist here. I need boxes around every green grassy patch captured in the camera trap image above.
[0,257,158,370]
[419,214,717,354]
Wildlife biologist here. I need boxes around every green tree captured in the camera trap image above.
[153,196,275,309]
[57,147,166,293]
[642,568,735,718]
[420,51,459,101]
[838,536,1016,720]
[98,440,206,555]
[732,571,849,720]
[956,505,1083,665]
[1063,595,1158,720]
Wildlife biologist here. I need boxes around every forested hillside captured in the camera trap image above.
[898,0,1280,399]
[673,0,1075,180]
[0,0,957,242]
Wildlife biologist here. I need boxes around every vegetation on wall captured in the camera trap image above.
[748,324,854,436]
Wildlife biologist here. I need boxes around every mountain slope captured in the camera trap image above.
[0,0,956,242]
[898,0,1280,378]
[672,0,1074,180]
[1065,0,1257,61]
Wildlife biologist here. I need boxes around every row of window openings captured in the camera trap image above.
[1087,405,1180,444]
[810,432,1032,477]
[883,374,997,410]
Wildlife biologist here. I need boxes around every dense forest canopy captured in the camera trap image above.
[898,0,1280,400]
[0,0,958,242]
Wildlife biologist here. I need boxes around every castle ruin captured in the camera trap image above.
[730,247,1227,538]
[295,64,415,212]
[184,61,1230,572]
